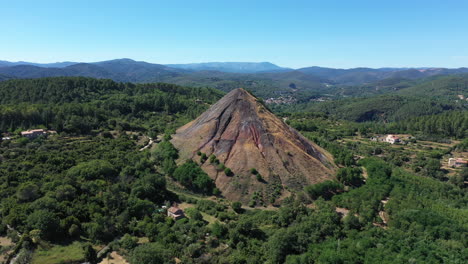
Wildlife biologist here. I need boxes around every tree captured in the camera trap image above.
[26,210,61,241]
[16,182,40,202]
[83,243,97,264]
[224,167,233,176]
[336,167,364,186]
[152,141,178,165]
[173,160,215,194]
[305,181,344,200]
[66,160,117,180]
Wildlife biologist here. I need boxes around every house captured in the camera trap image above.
[448,158,468,168]
[167,206,185,220]
[385,134,400,144]
[21,129,47,139]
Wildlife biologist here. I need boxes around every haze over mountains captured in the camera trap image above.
[167,61,290,73]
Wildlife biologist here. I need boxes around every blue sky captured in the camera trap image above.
[1,0,468,68]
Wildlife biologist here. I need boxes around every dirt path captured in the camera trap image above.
[139,138,154,151]
[361,167,368,179]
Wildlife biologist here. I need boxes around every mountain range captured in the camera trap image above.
[1,58,467,98]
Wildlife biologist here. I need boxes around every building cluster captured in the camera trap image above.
[265,96,297,105]
[1,129,58,141]
[370,134,407,144]
[20,129,57,139]
[21,129,47,139]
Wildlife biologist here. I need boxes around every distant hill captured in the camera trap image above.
[0,59,187,83]
[397,74,468,99]
[298,66,468,85]
[166,70,327,99]
[304,75,468,122]
[0,74,10,81]
[166,61,290,73]
[0,60,77,68]
[0,64,116,80]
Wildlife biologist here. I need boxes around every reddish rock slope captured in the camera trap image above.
[171,88,336,203]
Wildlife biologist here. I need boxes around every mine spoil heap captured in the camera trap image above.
[172,88,336,204]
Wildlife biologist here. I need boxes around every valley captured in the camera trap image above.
[0,75,466,263]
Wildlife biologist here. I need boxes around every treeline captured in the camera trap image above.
[0,77,224,134]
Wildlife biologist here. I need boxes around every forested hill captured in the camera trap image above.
[397,73,468,99]
[279,74,468,123]
[0,77,224,134]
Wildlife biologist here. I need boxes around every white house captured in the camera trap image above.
[385,135,400,144]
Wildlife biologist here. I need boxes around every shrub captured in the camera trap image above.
[256,174,263,182]
[224,167,233,176]
[232,202,243,213]
[120,234,139,250]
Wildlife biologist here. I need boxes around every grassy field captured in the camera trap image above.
[31,241,85,264]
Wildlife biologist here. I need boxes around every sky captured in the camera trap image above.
[1,0,468,69]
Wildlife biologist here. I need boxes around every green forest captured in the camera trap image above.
[0,77,466,264]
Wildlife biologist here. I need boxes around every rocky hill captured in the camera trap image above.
[171,88,336,203]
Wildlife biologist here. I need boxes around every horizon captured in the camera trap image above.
[2,0,468,68]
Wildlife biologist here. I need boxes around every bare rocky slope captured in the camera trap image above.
[171,88,336,203]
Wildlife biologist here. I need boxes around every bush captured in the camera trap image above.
[256,174,264,182]
[209,154,216,163]
[185,208,203,221]
[120,234,139,250]
[200,153,207,163]
[232,202,243,213]
[224,167,233,176]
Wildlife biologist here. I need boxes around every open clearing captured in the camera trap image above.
[99,251,129,264]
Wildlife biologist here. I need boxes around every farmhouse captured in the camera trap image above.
[385,134,400,144]
[448,158,468,168]
[20,129,47,139]
[167,206,185,220]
